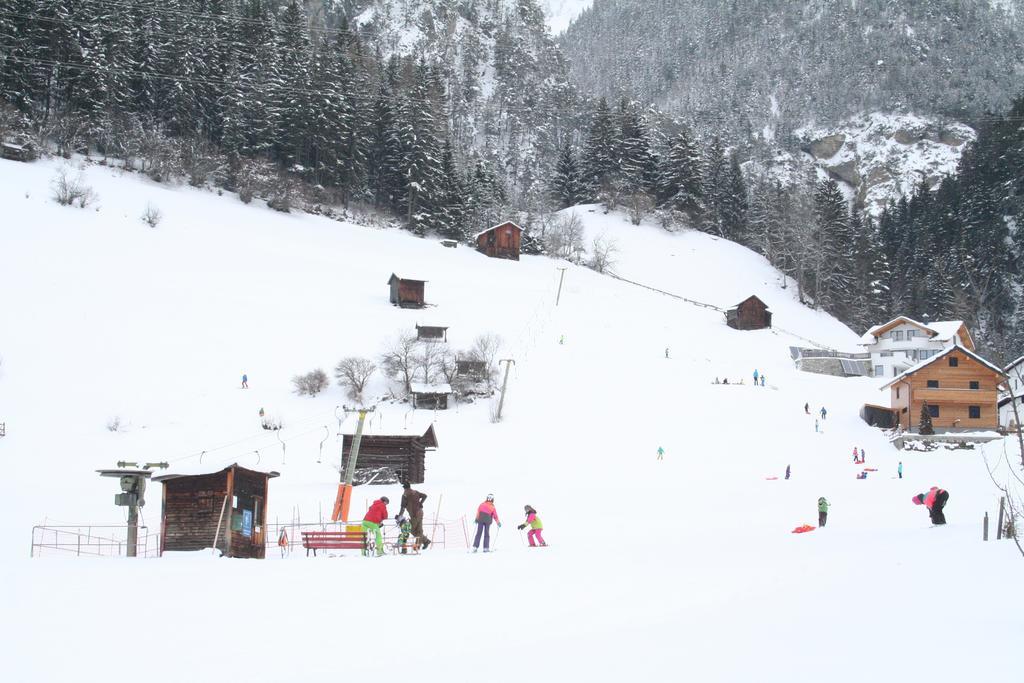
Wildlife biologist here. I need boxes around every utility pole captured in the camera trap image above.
[555,267,567,306]
[333,405,375,522]
[495,359,515,421]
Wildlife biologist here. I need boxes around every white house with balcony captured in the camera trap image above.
[998,355,1024,429]
[859,317,974,379]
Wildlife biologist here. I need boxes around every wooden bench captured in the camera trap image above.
[301,530,369,557]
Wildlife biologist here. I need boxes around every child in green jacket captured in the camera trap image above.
[517,505,547,547]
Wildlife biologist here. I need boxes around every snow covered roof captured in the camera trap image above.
[344,424,438,448]
[153,462,280,482]
[473,221,523,239]
[879,343,1008,390]
[410,382,452,394]
[1003,355,1024,373]
[859,317,969,346]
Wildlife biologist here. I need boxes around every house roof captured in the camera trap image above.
[998,394,1024,408]
[731,295,770,310]
[473,221,523,239]
[343,424,438,448]
[859,317,970,346]
[1003,355,1024,373]
[879,343,1008,390]
[410,382,452,394]
[387,273,427,284]
[416,323,448,330]
[153,462,280,482]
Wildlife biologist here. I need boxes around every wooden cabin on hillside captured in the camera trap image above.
[726,295,772,330]
[341,425,438,485]
[411,382,451,410]
[416,324,448,342]
[475,222,522,261]
[388,274,426,308]
[154,464,279,558]
[881,344,1007,432]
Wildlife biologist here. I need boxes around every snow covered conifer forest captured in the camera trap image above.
[2,0,1023,358]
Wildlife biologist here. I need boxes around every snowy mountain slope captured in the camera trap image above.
[540,0,591,33]
[1,158,1022,682]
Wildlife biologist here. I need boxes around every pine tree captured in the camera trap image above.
[657,128,704,218]
[581,98,617,193]
[919,402,935,435]
[551,143,587,208]
[719,151,748,244]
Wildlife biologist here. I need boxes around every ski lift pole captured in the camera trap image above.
[333,406,375,522]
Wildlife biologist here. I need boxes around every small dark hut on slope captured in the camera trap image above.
[342,425,438,485]
[388,274,427,308]
[726,295,772,330]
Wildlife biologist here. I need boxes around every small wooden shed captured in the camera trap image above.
[475,221,522,261]
[411,382,451,410]
[342,425,438,485]
[456,359,488,380]
[726,295,772,330]
[388,274,426,308]
[416,324,448,342]
[154,464,279,558]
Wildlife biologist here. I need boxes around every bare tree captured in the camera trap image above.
[415,341,444,385]
[141,203,162,228]
[543,213,585,262]
[588,234,619,274]
[380,333,419,392]
[292,369,329,396]
[334,357,376,398]
[466,333,503,386]
[626,191,654,226]
[438,349,458,384]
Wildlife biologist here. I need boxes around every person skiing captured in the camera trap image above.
[815,419,820,433]
[820,406,827,419]
[818,497,830,527]
[559,335,565,345]
[396,515,414,554]
[665,347,670,359]
[241,373,248,389]
[753,369,759,385]
[517,505,546,547]
[785,464,791,480]
[913,487,949,525]
[852,447,859,464]
[898,461,903,479]
[362,496,389,557]
[473,494,501,552]
[657,446,664,461]
[397,482,430,550]
[860,448,865,463]
[804,402,810,415]
[760,374,766,387]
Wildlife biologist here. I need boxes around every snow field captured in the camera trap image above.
[0,158,1021,682]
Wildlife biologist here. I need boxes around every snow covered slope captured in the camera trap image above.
[541,0,591,33]
[1,158,1021,682]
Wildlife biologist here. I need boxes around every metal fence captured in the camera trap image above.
[31,525,160,558]
[265,516,468,557]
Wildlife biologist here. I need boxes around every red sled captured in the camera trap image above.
[791,524,816,534]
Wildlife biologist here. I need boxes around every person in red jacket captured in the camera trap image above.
[362,496,390,556]
[912,487,949,525]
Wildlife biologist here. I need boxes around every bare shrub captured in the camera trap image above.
[180,137,223,187]
[267,173,299,213]
[261,414,283,431]
[626,191,654,226]
[141,203,162,228]
[380,333,419,392]
[292,369,329,396]
[106,416,121,432]
[139,125,181,182]
[460,333,502,387]
[588,234,619,274]
[51,167,98,207]
[334,357,376,398]
[543,213,585,262]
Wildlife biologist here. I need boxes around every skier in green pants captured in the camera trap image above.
[362,496,389,556]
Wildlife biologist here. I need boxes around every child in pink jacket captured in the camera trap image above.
[517,505,546,547]
[472,494,501,552]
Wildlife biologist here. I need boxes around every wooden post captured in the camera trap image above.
[983,512,989,541]
[555,267,567,306]
[495,359,515,421]
[430,494,443,544]
[997,496,1005,540]
[211,494,229,556]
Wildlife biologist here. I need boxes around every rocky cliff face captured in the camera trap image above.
[797,114,976,215]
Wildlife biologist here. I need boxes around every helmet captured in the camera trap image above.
[486,494,494,502]
[402,481,411,489]
[381,496,390,504]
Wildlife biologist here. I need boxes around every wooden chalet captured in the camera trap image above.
[410,382,451,410]
[342,425,438,485]
[881,344,1008,432]
[475,221,522,261]
[726,295,772,330]
[154,464,279,558]
[388,274,426,308]
[456,359,488,380]
[416,324,448,342]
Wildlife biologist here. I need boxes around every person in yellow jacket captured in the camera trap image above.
[517,505,547,547]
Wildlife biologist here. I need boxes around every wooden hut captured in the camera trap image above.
[475,221,522,261]
[154,464,279,558]
[342,425,438,485]
[416,324,448,342]
[456,359,488,380]
[726,295,772,330]
[388,274,426,308]
[411,382,451,410]
[860,403,898,429]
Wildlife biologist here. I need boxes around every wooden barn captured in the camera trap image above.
[456,359,488,380]
[475,221,522,261]
[416,324,448,342]
[154,464,279,558]
[881,344,1007,432]
[726,295,772,330]
[411,382,451,410]
[860,403,898,429]
[388,274,426,308]
[342,425,438,485]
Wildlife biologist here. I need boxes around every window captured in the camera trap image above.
[949,357,959,367]
[893,367,899,377]
[893,330,904,341]
[907,330,916,339]
[896,387,901,399]
[928,404,940,418]
[881,351,893,357]
[927,380,939,388]
[920,350,932,360]
[970,381,979,390]
[969,406,981,419]
[875,365,884,377]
